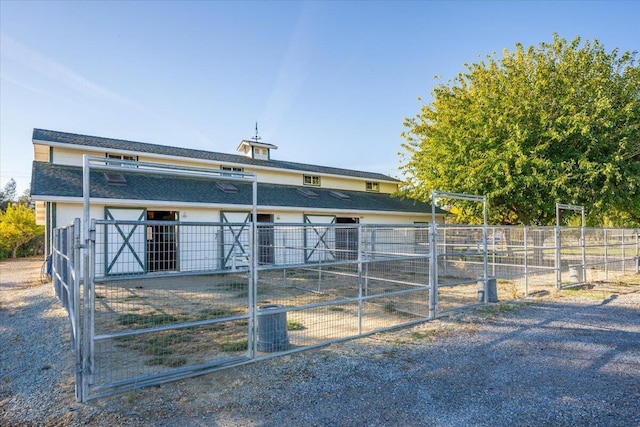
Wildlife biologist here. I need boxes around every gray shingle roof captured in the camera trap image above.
[33,128,400,183]
[31,162,442,214]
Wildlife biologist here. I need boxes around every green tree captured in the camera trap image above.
[1,178,17,211]
[0,204,44,258]
[400,34,640,226]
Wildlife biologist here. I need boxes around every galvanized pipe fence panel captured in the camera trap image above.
[50,219,639,401]
[50,219,82,401]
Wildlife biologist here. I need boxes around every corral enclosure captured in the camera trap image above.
[52,220,639,402]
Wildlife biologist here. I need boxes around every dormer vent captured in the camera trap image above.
[104,172,126,185]
[297,188,318,199]
[216,182,238,193]
[330,190,350,200]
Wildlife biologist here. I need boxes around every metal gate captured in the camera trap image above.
[52,219,639,401]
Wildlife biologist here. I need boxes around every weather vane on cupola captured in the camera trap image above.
[252,122,261,142]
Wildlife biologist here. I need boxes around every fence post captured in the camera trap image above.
[555,225,561,289]
[357,224,363,335]
[524,226,529,297]
[604,229,609,281]
[622,229,626,274]
[633,228,640,274]
[72,219,82,402]
[80,219,95,403]
[429,222,438,319]
[581,215,586,283]
[248,220,257,359]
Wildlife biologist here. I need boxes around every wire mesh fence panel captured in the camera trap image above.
[51,218,637,401]
[88,221,254,398]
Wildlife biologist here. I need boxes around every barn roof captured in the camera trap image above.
[33,128,400,183]
[31,162,441,214]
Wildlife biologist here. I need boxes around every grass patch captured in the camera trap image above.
[561,288,609,301]
[411,327,449,341]
[476,302,519,315]
[382,301,414,317]
[287,320,305,331]
[165,357,187,368]
[143,356,165,366]
[220,339,248,352]
[192,307,237,321]
[144,332,192,348]
[216,282,248,291]
[117,313,179,327]
[141,343,173,356]
[328,306,345,312]
[143,356,187,368]
[383,301,396,314]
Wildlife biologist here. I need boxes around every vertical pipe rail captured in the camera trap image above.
[73,219,82,402]
[430,193,438,319]
[620,228,627,274]
[249,175,258,360]
[482,199,488,304]
[634,228,640,274]
[357,224,363,335]
[555,204,561,289]
[581,210,586,282]
[604,229,609,281]
[524,226,529,297]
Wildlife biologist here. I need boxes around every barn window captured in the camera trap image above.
[106,153,137,167]
[366,182,379,192]
[303,175,320,186]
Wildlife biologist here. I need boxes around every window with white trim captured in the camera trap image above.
[303,175,320,186]
[221,166,243,172]
[366,181,379,192]
[106,153,137,167]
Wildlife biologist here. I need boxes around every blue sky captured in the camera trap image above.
[1,1,638,196]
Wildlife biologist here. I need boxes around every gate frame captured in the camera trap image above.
[431,191,488,317]
[555,203,586,289]
[80,155,258,401]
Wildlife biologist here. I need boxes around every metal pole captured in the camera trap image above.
[524,226,529,297]
[604,229,609,281]
[429,191,438,319]
[581,208,586,284]
[357,223,363,335]
[73,219,82,402]
[634,228,640,274]
[81,155,91,402]
[622,229,626,274]
[482,196,488,304]
[555,203,561,289]
[249,175,258,359]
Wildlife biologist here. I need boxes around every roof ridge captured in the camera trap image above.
[32,128,400,182]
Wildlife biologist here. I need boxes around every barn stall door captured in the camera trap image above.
[103,207,147,276]
[220,212,251,269]
[304,215,337,262]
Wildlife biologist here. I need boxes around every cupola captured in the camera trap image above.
[237,123,278,160]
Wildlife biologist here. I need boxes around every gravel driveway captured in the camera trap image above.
[1,258,639,426]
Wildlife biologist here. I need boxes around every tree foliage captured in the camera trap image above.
[0,203,44,258]
[1,178,17,211]
[400,34,640,226]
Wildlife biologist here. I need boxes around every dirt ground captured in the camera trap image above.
[1,257,639,426]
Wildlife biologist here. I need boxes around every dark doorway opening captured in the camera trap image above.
[335,217,359,260]
[257,214,275,265]
[147,211,177,272]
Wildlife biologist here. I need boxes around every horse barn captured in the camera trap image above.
[31,128,639,402]
[30,128,443,271]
